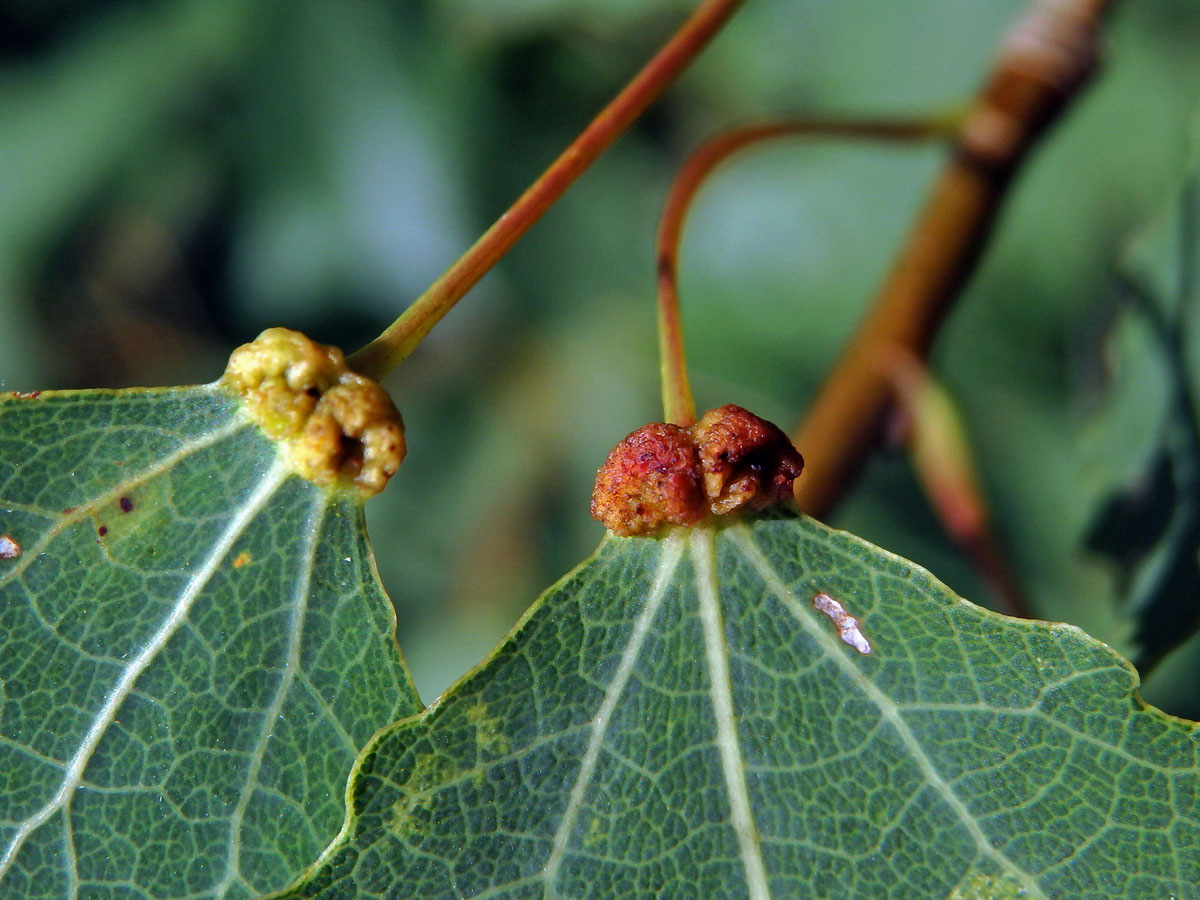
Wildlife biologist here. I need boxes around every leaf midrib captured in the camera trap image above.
[691,527,772,900]
[214,488,327,900]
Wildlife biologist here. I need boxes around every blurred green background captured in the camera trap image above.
[2,0,1199,711]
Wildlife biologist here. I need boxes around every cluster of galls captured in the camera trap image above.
[590,404,803,536]
[223,328,406,497]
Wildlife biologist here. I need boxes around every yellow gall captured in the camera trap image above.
[222,328,406,498]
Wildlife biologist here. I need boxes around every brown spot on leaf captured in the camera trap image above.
[97,526,108,537]
[591,405,803,536]
[119,496,134,513]
[0,534,20,559]
[9,391,41,400]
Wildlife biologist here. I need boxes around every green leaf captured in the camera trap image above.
[0,383,421,899]
[1083,119,1200,668]
[275,512,1198,900]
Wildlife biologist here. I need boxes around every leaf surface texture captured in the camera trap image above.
[0,385,421,900]
[277,513,1199,900]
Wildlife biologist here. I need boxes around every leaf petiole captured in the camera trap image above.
[349,0,748,381]
[655,118,955,428]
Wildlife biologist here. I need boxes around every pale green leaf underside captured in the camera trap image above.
[0,385,420,900]
[278,513,1200,900]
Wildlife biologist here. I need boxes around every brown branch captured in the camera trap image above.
[792,0,1116,518]
[349,0,747,381]
[656,119,954,427]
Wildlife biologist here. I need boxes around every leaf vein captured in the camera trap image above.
[214,490,327,900]
[693,528,773,900]
[0,462,288,885]
[540,534,684,898]
[901,701,1200,778]
[728,525,1050,900]
[0,416,246,592]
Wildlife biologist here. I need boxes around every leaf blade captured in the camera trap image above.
[274,513,1199,900]
[0,384,421,900]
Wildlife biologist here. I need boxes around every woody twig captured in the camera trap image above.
[793,0,1115,517]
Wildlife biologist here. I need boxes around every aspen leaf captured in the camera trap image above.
[0,330,420,900]
[274,512,1200,900]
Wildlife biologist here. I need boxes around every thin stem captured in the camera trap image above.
[656,119,955,426]
[657,263,696,427]
[349,0,747,381]
[793,0,1115,518]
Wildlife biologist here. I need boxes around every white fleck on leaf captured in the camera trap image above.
[812,591,872,654]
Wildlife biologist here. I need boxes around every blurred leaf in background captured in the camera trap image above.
[1080,117,1200,705]
[2,0,1200,713]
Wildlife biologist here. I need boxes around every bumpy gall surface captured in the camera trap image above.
[223,327,406,497]
[589,423,706,536]
[591,405,803,536]
[693,403,804,516]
